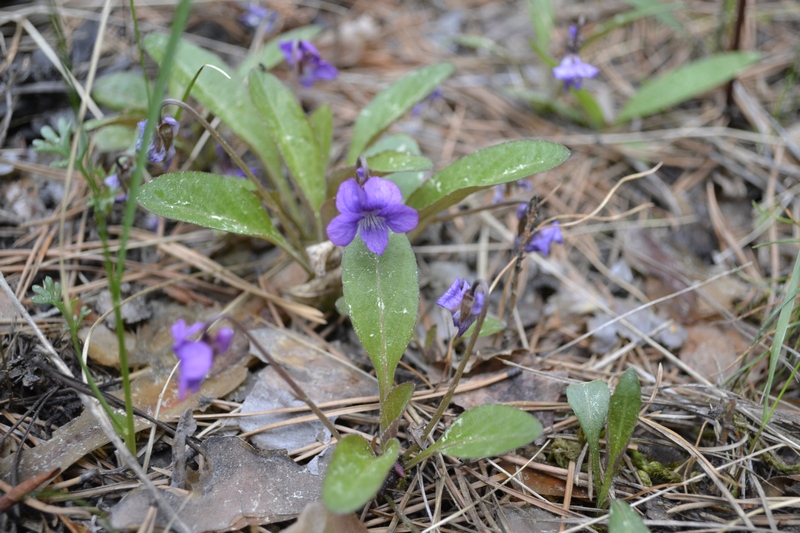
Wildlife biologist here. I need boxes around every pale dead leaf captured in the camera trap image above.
[280,500,367,533]
[110,436,328,532]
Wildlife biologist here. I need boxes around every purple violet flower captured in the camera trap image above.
[437,278,485,338]
[279,40,338,88]
[326,176,418,255]
[240,3,277,31]
[553,55,598,90]
[171,319,234,399]
[136,115,180,169]
[553,25,597,90]
[524,222,563,256]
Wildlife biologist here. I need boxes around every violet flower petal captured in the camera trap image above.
[380,203,419,234]
[358,216,390,255]
[326,212,362,247]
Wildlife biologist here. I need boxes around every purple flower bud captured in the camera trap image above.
[171,319,234,399]
[523,222,563,256]
[437,278,485,338]
[279,40,338,88]
[327,175,418,255]
[136,115,180,169]
[240,3,277,31]
[553,54,598,91]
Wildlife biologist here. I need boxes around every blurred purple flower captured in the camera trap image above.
[279,40,338,88]
[327,176,418,255]
[553,25,597,90]
[171,319,234,399]
[240,3,277,31]
[136,115,180,169]
[524,222,563,256]
[103,173,128,202]
[437,278,484,338]
[553,54,598,90]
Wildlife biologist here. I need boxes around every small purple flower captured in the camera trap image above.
[553,55,598,90]
[327,176,418,255]
[437,278,485,338]
[136,115,180,169]
[103,173,128,202]
[279,40,338,88]
[553,25,597,90]
[524,222,563,256]
[171,319,234,399]
[240,3,277,31]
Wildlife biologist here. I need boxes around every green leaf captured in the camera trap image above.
[138,172,287,247]
[411,404,543,466]
[463,315,505,339]
[323,435,400,514]
[237,25,323,76]
[143,34,284,187]
[623,0,685,35]
[617,52,760,122]
[250,70,326,212]
[92,72,150,112]
[527,0,555,55]
[586,3,683,46]
[573,88,606,129]
[309,104,333,171]
[600,367,641,507]
[380,382,415,441]
[606,368,641,466]
[342,233,418,401]
[406,140,569,221]
[366,151,433,173]
[363,134,425,199]
[566,379,609,496]
[609,500,650,533]
[93,124,136,153]
[346,63,455,164]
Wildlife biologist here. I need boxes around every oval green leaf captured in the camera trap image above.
[462,315,505,339]
[323,435,400,514]
[567,378,609,494]
[406,140,569,221]
[138,171,287,247]
[609,499,650,533]
[342,233,418,401]
[92,72,150,112]
[346,63,455,164]
[144,34,283,186]
[310,103,333,171]
[617,51,760,123]
[414,404,542,465]
[250,70,326,212]
[380,382,415,440]
[607,367,641,467]
[566,379,610,451]
[366,151,433,173]
[364,134,425,199]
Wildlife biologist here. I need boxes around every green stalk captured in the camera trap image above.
[129,0,151,107]
[113,0,194,454]
[403,282,489,467]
